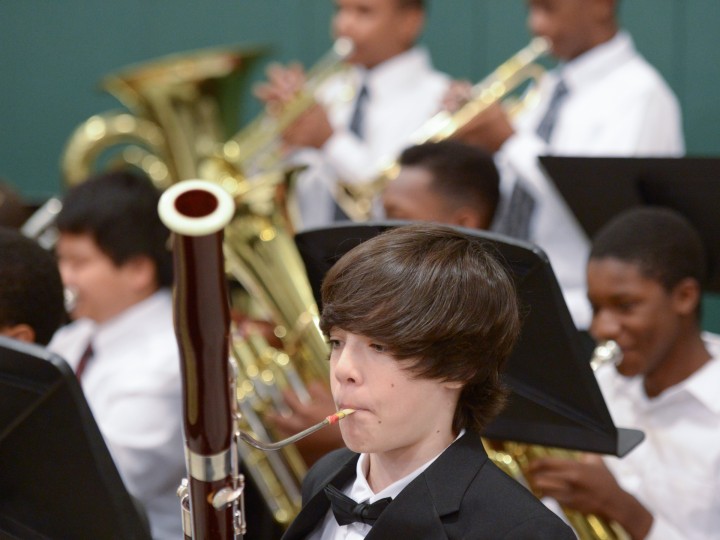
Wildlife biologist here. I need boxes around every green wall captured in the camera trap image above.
[2,0,719,330]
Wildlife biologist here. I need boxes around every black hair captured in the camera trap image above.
[0,227,66,344]
[56,170,172,288]
[398,140,500,222]
[590,206,707,291]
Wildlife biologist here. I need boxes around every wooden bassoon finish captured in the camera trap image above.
[170,188,235,539]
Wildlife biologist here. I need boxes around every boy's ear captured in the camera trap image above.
[122,255,158,292]
[671,277,701,316]
[0,323,36,344]
[443,380,465,391]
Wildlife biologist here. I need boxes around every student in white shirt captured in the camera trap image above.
[48,171,185,540]
[449,0,684,329]
[255,0,449,229]
[528,207,720,540]
[281,223,575,539]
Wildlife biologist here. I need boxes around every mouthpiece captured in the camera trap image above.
[333,37,355,59]
[240,409,355,451]
[590,340,622,371]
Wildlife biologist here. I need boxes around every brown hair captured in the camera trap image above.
[320,223,520,433]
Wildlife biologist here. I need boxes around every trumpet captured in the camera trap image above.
[215,37,354,179]
[335,37,550,221]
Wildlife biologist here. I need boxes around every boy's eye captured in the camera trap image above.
[328,338,341,349]
[370,343,387,353]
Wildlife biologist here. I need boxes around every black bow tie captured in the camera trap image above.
[324,484,392,526]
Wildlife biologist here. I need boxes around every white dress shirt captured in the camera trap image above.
[496,31,684,329]
[291,46,450,230]
[49,290,185,540]
[596,333,720,540]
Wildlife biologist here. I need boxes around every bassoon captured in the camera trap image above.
[158,179,354,539]
[159,180,243,539]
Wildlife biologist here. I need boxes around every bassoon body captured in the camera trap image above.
[159,180,243,539]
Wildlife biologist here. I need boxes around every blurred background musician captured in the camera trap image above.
[47,170,185,540]
[381,139,500,230]
[0,227,65,345]
[254,0,449,230]
[449,0,684,330]
[528,207,720,540]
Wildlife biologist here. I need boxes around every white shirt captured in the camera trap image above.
[596,333,720,540]
[49,290,185,540]
[291,46,450,229]
[309,430,465,540]
[497,31,684,329]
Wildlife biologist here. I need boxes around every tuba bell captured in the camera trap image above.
[61,44,265,189]
[334,37,550,221]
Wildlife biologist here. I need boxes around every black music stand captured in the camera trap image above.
[295,222,644,457]
[0,336,152,539]
[540,156,720,293]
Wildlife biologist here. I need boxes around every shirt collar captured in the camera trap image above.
[93,289,171,353]
[625,333,720,414]
[559,30,636,92]
[350,428,466,504]
[353,46,433,99]
[681,333,720,414]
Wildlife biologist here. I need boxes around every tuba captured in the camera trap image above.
[61,43,348,528]
[334,37,550,221]
[485,340,629,540]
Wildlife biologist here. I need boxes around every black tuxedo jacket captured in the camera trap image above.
[281,431,575,539]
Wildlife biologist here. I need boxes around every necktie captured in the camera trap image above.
[348,83,369,139]
[535,78,568,143]
[495,181,536,240]
[495,78,569,239]
[334,83,369,222]
[324,484,392,526]
[75,341,94,380]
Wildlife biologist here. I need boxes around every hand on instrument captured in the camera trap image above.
[254,62,307,113]
[442,79,473,113]
[265,381,344,466]
[254,62,334,149]
[527,453,654,539]
[280,103,334,149]
[450,101,515,154]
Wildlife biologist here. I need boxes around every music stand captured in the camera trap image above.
[0,336,152,539]
[540,156,720,293]
[295,222,644,457]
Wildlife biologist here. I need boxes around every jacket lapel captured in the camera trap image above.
[367,432,488,539]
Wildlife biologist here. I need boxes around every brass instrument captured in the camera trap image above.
[60,42,351,527]
[335,37,551,221]
[486,340,628,540]
[61,44,265,189]
[217,37,354,178]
